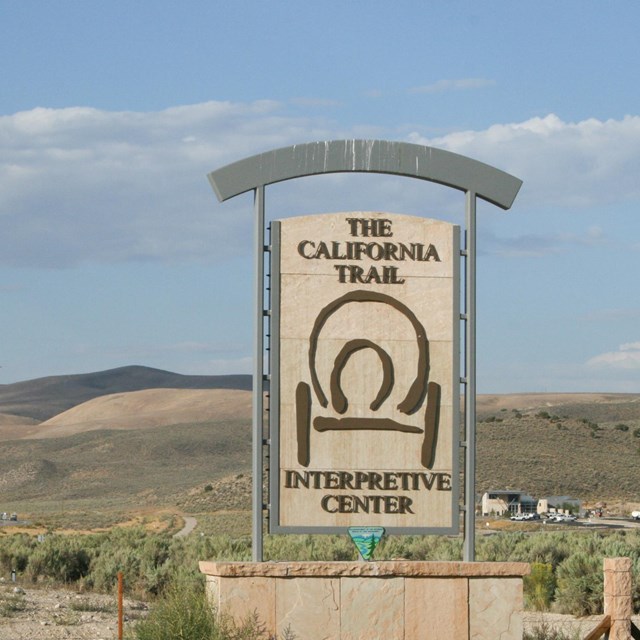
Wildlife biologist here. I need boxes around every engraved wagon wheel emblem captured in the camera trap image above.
[295,290,440,469]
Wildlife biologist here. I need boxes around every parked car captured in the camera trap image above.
[546,514,576,523]
[9,513,17,521]
[544,515,563,523]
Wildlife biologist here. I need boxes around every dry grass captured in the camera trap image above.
[477,394,640,501]
[34,388,251,438]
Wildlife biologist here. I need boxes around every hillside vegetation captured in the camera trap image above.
[0,367,638,525]
[476,393,640,500]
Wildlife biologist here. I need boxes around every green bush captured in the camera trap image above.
[5,526,640,620]
[554,552,603,615]
[128,580,265,640]
[0,534,35,574]
[27,536,91,583]
[524,563,556,611]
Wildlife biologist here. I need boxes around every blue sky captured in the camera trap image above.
[0,1,638,392]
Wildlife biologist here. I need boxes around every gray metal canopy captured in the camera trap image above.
[208,139,522,209]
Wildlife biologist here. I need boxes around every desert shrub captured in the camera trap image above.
[264,534,357,562]
[615,423,629,431]
[87,527,180,596]
[520,533,571,567]
[26,536,91,583]
[524,621,578,640]
[536,411,550,420]
[0,590,27,617]
[554,552,603,615]
[0,534,36,574]
[401,535,461,561]
[524,563,556,611]
[634,428,640,438]
[128,579,265,640]
[477,532,527,562]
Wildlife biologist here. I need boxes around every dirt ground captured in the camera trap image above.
[0,585,148,640]
[524,611,640,637]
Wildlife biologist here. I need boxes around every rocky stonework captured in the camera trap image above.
[202,560,529,640]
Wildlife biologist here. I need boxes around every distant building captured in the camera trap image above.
[481,490,537,516]
[538,496,581,515]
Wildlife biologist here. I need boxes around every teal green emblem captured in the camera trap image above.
[348,526,385,560]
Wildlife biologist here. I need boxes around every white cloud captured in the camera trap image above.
[408,114,640,208]
[409,78,496,94]
[0,101,337,267]
[587,343,640,370]
[1,105,640,268]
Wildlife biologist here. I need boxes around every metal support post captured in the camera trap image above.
[252,186,265,562]
[463,190,477,562]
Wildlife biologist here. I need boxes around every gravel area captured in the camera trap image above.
[0,585,148,640]
[524,611,640,638]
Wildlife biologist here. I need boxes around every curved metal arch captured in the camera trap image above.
[208,139,522,210]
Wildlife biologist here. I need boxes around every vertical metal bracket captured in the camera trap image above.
[252,186,265,562]
[463,191,477,562]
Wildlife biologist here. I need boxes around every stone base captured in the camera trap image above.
[199,560,530,640]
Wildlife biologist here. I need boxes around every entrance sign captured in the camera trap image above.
[271,213,460,533]
[207,139,522,561]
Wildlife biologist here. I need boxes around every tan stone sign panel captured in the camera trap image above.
[271,212,460,533]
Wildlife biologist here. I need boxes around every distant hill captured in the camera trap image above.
[0,419,252,509]
[476,392,640,501]
[0,365,252,421]
[32,388,251,438]
[0,378,639,524]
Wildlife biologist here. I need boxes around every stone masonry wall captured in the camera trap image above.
[200,560,530,640]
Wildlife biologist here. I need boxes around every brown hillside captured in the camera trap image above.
[476,392,640,500]
[0,387,639,525]
[0,365,252,421]
[0,413,39,426]
[28,388,252,439]
[0,413,42,441]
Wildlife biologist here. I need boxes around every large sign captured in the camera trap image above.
[270,212,460,533]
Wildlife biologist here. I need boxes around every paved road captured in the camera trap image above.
[174,515,197,538]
